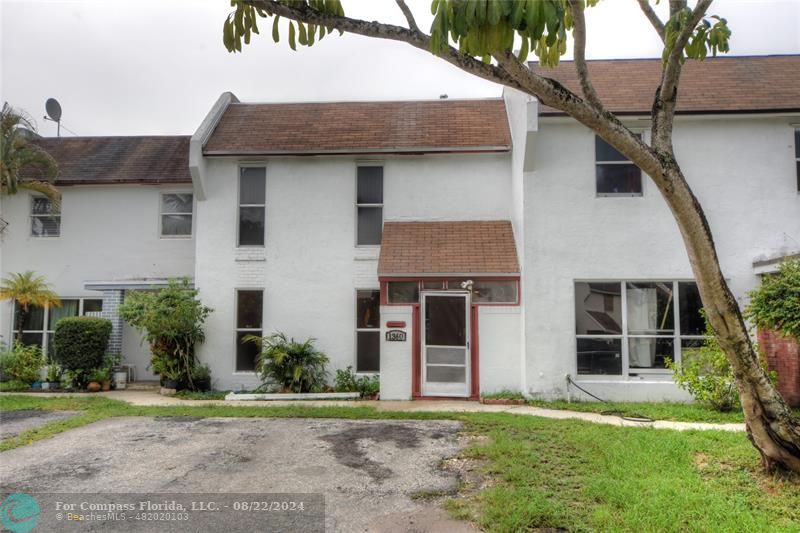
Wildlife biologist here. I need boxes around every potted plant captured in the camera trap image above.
[86,368,108,392]
[152,355,181,391]
[42,364,61,390]
[190,364,212,392]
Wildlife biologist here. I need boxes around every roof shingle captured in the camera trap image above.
[530,55,800,115]
[204,100,511,155]
[25,136,191,185]
[378,221,519,276]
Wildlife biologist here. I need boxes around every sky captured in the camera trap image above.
[1,0,798,137]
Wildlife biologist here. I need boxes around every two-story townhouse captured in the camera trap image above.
[4,54,799,403]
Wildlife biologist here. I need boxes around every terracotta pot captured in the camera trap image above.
[87,382,101,393]
[101,381,111,392]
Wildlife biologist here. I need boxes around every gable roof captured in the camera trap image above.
[530,55,800,116]
[203,99,512,155]
[25,136,191,185]
[378,220,520,276]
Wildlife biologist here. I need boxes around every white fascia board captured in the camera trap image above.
[189,92,239,201]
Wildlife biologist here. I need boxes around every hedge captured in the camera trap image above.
[52,316,112,372]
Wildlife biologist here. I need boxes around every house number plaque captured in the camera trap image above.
[385,329,407,342]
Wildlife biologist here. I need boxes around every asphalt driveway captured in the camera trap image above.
[0,417,472,532]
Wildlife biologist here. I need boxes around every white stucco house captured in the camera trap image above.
[3,55,799,401]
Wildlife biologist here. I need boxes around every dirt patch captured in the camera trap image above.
[0,409,79,440]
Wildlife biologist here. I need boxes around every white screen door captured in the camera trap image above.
[421,292,470,397]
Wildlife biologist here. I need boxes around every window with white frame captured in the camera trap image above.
[356,290,380,372]
[13,298,103,356]
[31,196,60,237]
[238,166,266,246]
[235,290,263,371]
[795,128,799,192]
[356,165,383,245]
[595,135,642,196]
[160,193,193,237]
[574,280,706,376]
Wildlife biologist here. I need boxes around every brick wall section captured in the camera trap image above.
[758,329,800,407]
[101,290,125,356]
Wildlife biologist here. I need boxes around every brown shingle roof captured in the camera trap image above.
[24,136,191,185]
[204,100,511,155]
[378,221,519,276]
[530,55,800,116]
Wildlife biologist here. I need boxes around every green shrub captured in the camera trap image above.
[667,319,739,411]
[334,366,379,397]
[0,379,30,392]
[191,364,212,392]
[119,279,211,389]
[0,342,44,384]
[746,258,800,340]
[247,332,329,393]
[52,317,111,387]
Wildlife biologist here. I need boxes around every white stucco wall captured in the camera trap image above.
[194,153,512,391]
[379,305,414,400]
[0,185,195,374]
[478,305,522,394]
[523,116,800,401]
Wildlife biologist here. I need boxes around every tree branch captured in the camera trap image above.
[394,0,419,34]
[566,0,603,111]
[636,0,665,41]
[652,0,713,150]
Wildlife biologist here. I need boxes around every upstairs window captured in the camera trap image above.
[239,166,266,246]
[595,135,642,196]
[356,165,383,245]
[160,193,193,237]
[795,129,799,192]
[31,197,60,237]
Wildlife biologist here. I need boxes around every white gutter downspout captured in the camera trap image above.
[189,92,239,201]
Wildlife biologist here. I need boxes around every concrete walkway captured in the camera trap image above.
[2,390,747,432]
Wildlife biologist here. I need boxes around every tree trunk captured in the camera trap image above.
[14,302,27,344]
[658,165,800,473]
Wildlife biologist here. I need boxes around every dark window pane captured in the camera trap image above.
[575,282,622,335]
[15,303,45,331]
[629,337,674,369]
[387,281,419,304]
[161,193,193,214]
[427,365,466,383]
[472,280,518,303]
[795,129,799,158]
[31,216,60,237]
[595,136,630,162]
[356,290,380,329]
[577,338,622,375]
[596,164,642,194]
[236,331,260,372]
[425,295,466,346]
[20,332,44,348]
[161,214,192,236]
[83,299,103,314]
[237,291,263,329]
[626,282,674,335]
[32,197,55,214]
[356,331,380,372]
[240,167,266,204]
[357,166,383,204]
[422,280,445,290]
[239,206,265,246]
[679,282,705,336]
[357,206,382,245]
[48,300,79,330]
[796,161,799,192]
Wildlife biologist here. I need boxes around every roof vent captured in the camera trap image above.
[439,94,448,99]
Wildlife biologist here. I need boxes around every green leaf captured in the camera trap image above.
[288,22,296,51]
[272,15,280,43]
[518,34,529,62]
[223,17,234,51]
[298,22,308,45]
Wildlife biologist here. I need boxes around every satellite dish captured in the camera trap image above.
[45,98,62,122]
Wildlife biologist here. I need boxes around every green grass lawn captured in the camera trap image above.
[528,399,800,424]
[1,395,798,531]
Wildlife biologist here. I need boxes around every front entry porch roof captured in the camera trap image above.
[377,220,519,277]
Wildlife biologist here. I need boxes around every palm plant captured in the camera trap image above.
[246,332,329,393]
[0,271,61,342]
[0,102,59,204]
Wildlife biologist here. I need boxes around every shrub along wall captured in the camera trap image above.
[758,329,800,407]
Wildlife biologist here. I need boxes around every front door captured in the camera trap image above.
[421,292,470,397]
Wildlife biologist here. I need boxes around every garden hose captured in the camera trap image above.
[565,375,655,423]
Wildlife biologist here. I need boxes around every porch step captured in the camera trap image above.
[125,381,161,391]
